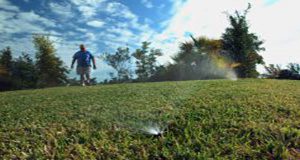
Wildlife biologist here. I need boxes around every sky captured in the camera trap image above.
[0,0,299,81]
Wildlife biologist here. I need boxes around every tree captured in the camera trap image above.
[132,42,162,81]
[104,47,132,82]
[263,63,300,80]
[222,4,265,78]
[279,63,300,80]
[11,53,38,89]
[287,63,300,74]
[152,36,232,81]
[33,35,69,87]
[264,64,281,78]
[0,47,13,76]
[0,47,14,90]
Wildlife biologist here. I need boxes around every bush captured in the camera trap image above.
[278,70,300,80]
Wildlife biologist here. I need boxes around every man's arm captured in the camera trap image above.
[89,53,96,69]
[92,57,96,69]
[71,58,76,69]
[71,52,78,69]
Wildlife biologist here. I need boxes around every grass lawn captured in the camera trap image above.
[0,79,299,159]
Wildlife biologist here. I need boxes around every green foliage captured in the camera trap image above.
[0,47,15,90]
[222,4,265,78]
[104,47,132,82]
[0,47,13,74]
[264,64,281,78]
[33,35,69,87]
[151,36,227,81]
[0,48,38,90]
[1,36,71,91]
[11,53,38,89]
[132,42,162,81]
[278,70,300,80]
[0,79,299,159]
[287,63,300,74]
[264,63,300,80]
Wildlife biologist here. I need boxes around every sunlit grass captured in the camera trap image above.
[0,79,299,159]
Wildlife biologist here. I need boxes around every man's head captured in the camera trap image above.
[80,44,85,51]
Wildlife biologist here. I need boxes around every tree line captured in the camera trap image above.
[263,63,300,80]
[1,4,299,91]
[0,36,68,91]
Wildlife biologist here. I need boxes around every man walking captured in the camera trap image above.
[71,44,96,86]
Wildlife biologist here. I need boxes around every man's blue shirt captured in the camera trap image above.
[73,50,94,67]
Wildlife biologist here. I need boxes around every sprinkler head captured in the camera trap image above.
[153,132,163,138]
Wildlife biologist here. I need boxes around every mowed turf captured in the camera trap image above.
[0,79,299,159]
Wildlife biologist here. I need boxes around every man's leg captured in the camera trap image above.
[80,74,85,86]
[77,67,85,86]
[85,74,90,85]
[85,68,91,85]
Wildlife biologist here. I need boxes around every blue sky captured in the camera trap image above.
[0,0,299,81]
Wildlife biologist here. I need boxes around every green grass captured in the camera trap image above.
[0,79,300,159]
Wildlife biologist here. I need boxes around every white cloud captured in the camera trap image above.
[104,26,139,46]
[247,0,300,66]
[70,0,106,18]
[106,2,137,20]
[0,0,19,12]
[69,0,144,49]
[71,0,106,6]
[0,10,16,22]
[107,27,134,37]
[0,10,56,35]
[142,0,153,9]
[78,5,97,18]
[0,8,61,62]
[76,28,88,33]
[85,32,96,41]
[49,2,73,19]
[17,11,56,27]
[168,0,185,14]
[87,20,105,27]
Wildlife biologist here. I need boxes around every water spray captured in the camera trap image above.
[226,70,238,81]
[142,124,164,137]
